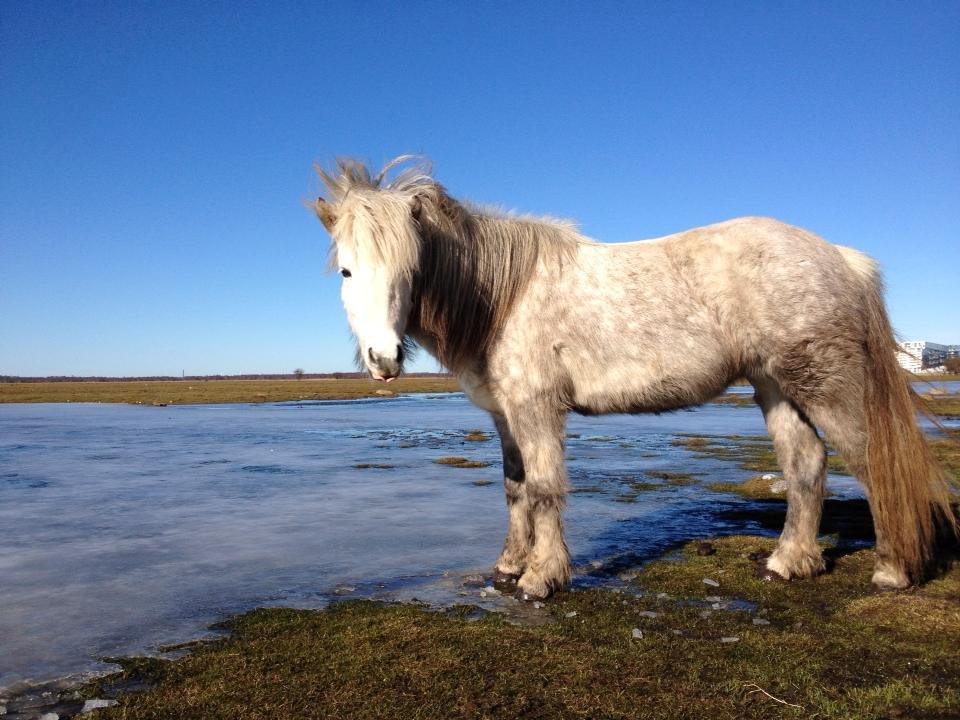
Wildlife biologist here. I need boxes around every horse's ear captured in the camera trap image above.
[410,194,422,224]
[315,197,336,233]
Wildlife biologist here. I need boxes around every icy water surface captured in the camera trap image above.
[0,389,951,690]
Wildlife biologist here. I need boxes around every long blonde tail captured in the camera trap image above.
[862,281,956,582]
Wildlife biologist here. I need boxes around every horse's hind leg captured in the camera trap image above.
[492,413,533,583]
[753,376,828,579]
[807,400,911,589]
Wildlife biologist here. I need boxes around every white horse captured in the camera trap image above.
[313,157,954,600]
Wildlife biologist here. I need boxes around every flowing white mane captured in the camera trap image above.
[314,156,583,371]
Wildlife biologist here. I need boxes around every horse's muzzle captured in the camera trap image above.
[367,345,403,382]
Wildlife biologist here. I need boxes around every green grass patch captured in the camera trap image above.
[673,435,708,448]
[432,456,492,469]
[706,475,786,500]
[645,470,699,485]
[931,438,960,485]
[710,392,756,407]
[85,536,960,720]
[925,393,960,418]
[673,434,851,476]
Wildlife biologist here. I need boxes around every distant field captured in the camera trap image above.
[0,377,460,405]
[1,373,955,407]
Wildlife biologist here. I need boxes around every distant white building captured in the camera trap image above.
[896,341,924,372]
[896,340,958,372]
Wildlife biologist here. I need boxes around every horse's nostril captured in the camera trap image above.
[395,344,404,363]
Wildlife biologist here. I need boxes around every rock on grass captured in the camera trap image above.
[704,474,819,501]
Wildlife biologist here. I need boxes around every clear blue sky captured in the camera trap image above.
[2,1,957,376]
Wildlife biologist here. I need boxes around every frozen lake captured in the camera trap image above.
[0,387,955,690]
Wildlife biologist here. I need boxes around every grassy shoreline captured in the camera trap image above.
[0,377,460,405]
[56,534,960,720]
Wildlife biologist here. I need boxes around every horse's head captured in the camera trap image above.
[314,163,426,381]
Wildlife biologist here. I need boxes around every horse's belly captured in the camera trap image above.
[560,344,734,415]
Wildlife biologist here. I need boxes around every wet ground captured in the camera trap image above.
[1,387,957,696]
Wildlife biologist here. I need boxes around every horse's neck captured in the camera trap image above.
[409,208,578,374]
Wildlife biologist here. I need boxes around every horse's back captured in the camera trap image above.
[513,216,878,413]
[642,216,877,399]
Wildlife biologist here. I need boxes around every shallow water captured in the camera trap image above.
[0,389,953,690]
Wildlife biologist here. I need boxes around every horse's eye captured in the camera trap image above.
[340,268,352,278]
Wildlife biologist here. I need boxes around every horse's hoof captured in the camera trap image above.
[514,587,549,603]
[754,565,787,582]
[492,568,520,591]
[871,567,910,592]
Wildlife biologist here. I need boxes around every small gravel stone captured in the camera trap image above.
[703,577,720,587]
[711,602,723,610]
[631,628,643,639]
[565,611,578,618]
[638,610,658,618]
[699,610,712,619]
[720,636,740,643]
[39,714,59,720]
[656,592,671,600]
[705,595,722,602]
[752,618,771,626]
[761,473,776,480]
[482,586,500,596]
[672,629,683,636]
[532,601,545,609]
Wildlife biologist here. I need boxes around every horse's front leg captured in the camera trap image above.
[492,414,532,584]
[502,404,571,600]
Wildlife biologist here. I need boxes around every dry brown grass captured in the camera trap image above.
[0,377,459,405]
